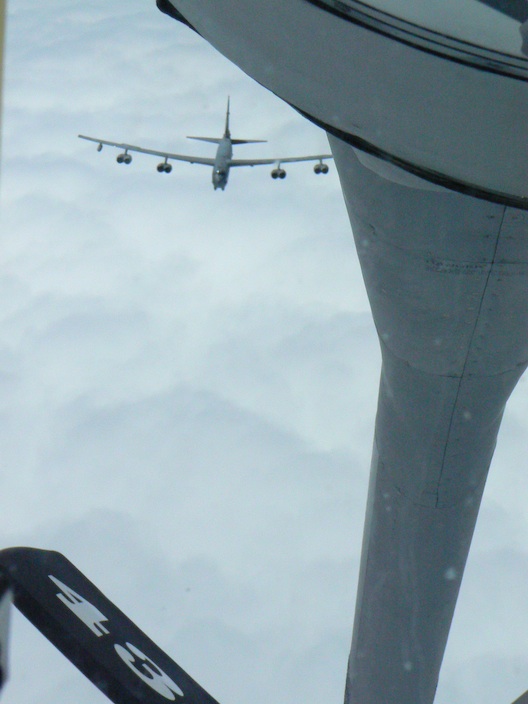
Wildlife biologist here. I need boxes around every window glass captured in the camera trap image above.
[329,0,528,58]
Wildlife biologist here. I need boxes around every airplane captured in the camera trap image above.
[79,99,333,191]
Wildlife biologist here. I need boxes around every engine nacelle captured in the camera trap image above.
[271,168,286,179]
[314,162,329,174]
[117,153,132,165]
[157,162,172,173]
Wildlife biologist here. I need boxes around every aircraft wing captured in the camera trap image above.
[78,135,216,166]
[229,154,333,167]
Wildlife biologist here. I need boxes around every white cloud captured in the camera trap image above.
[2,3,528,704]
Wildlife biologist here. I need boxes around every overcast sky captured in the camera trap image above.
[2,3,528,704]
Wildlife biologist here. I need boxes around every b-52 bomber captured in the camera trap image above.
[79,98,333,190]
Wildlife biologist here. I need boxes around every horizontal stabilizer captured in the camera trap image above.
[186,136,222,144]
[0,547,223,704]
[185,137,266,145]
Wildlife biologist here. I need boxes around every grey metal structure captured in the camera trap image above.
[0,570,12,690]
[157,1,528,702]
[334,139,528,703]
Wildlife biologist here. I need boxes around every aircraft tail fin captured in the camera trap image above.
[187,98,266,144]
[225,96,231,136]
[225,97,266,143]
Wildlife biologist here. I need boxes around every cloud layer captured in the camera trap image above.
[2,3,528,704]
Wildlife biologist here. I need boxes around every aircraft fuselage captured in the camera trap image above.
[212,136,232,190]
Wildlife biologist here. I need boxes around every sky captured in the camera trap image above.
[1,2,528,704]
